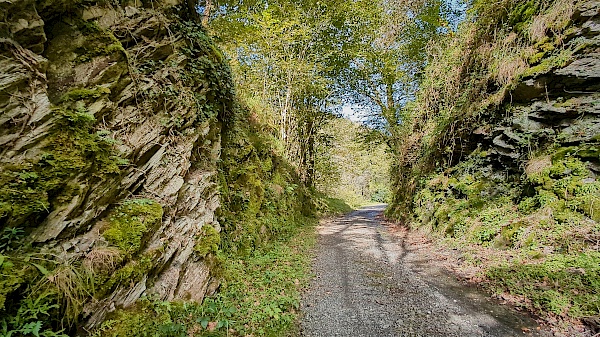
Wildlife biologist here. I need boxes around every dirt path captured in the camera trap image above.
[300,205,550,337]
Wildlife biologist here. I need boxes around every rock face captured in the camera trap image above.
[1,0,232,329]
[390,1,599,331]
[469,2,600,172]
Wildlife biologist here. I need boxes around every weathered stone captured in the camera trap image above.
[0,0,230,330]
[582,17,600,36]
[555,55,600,80]
[174,261,211,302]
[559,116,600,143]
[124,6,140,17]
[493,134,516,150]
[576,0,600,19]
[512,78,547,102]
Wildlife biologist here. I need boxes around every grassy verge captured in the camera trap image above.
[315,193,354,216]
[487,252,600,319]
[92,220,317,337]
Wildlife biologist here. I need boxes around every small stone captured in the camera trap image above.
[125,6,140,17]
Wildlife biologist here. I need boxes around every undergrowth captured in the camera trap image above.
[411,148,600,324]
[389,0,599,329]
[488,252,600,318]
[90,220,317,337]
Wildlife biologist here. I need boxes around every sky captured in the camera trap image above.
[340,0,467,124]
[341,105,363,122]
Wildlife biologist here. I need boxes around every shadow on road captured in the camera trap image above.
[301,205,549,337]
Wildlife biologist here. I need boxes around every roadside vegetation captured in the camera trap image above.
[388,0,600,332]
[90,221,317,337]
[315,118,392,208]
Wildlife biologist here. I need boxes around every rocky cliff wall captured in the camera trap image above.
[1,0,234,331]
[482,1,599,172]
[390,0,599,330]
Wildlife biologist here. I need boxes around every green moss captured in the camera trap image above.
[539,43,555,53]
[94,219,316,337]
[103,199,163,256]
[261,156,273,173]
[75,42,125,64]
[61,86,111,102]
[194,225,221,258]
[578,146,600,159]
[0,101,127,228]
[217,110,314,257]
[388,0,599,325]
[509,0,540,32]
[576,186,600,222]
[522,60,553,77]
[0,255,26,310]
[497,221,526,248]
[528,51,546,64]
[73,20,125,64]
[488,252,600,318]
[100,255,155,296]
[314,193,353,216]
[78,20,103,35]
[520,49,574,78]
[518,197,539,214]
[527,155,599,224]
[444,208,469,237]
[471,207,512,245]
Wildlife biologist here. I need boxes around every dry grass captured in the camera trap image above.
[529,0,578,42]
[83,246,122,272]
[428,175,449,188]
[490,33,532,86]
[32,255,95,326]
[496,55,529,85]
[529,15,549,42]
[525,155,552,176]
[398,131,424,165]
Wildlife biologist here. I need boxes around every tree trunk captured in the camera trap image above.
[202,0,212,27]
[306,120,315,187]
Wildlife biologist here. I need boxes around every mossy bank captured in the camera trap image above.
[389,0,600,333]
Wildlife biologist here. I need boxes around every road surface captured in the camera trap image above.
[300,205,548,337]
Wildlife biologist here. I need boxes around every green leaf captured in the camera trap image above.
[31,263,49,276]
[20,321,42,336]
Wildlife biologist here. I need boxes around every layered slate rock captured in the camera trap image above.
[0,0,232,328]
[476,1,600,172]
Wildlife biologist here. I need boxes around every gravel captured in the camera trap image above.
[300,205,549,337]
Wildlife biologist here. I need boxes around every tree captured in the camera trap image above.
[209,0,374,186]
[337,0,457,144]
[207,0,459,187]
[315,117,391,205]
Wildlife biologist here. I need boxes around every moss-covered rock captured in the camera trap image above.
[392,0,600,328]
[194,225,221,258]
[0,0,242,332]
[102,199,163,256]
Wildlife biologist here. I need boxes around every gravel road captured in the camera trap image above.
[300,205,549,337]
